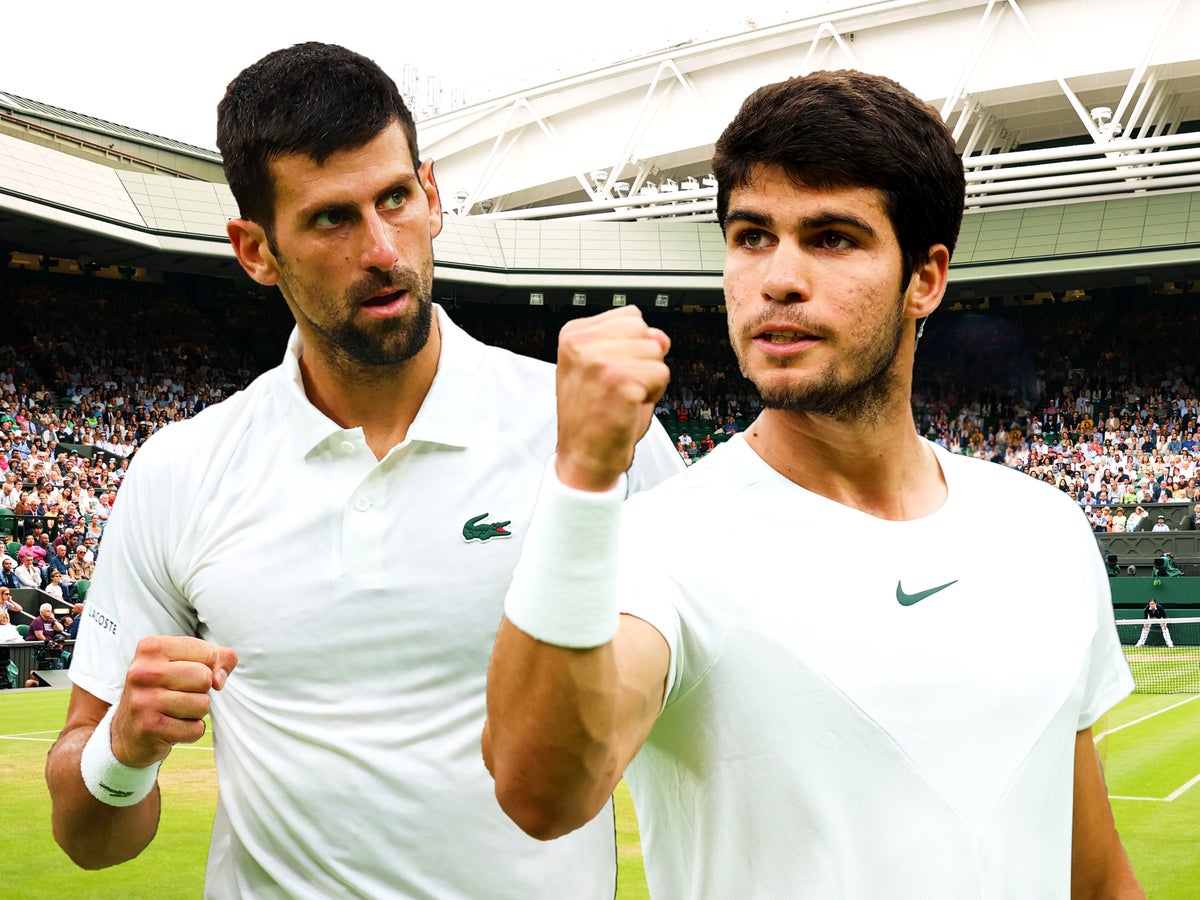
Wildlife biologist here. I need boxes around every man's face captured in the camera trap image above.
[242,122,443,374]
[721,167,942,424]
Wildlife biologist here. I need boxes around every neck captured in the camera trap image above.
[744,391,946,521]
[298,318,442,461]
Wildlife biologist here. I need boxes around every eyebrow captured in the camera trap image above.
[296,176,417,225]
[723,208,878,239]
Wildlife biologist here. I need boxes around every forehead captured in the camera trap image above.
[269,122,418,224]
[727,165,894,237]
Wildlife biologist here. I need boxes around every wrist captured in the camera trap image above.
[80,704,161,807]
[554,449,628,493]
[504,458,625,648]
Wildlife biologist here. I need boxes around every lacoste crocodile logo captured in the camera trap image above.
[896,579,958,607]
[462,513,513,543]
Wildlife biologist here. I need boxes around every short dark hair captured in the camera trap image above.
[712,69,965,283]
[217,42,420,238]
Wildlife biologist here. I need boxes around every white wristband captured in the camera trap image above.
[80,704,161,807]
[504,459,626,648]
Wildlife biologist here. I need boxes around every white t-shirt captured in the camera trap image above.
[70,306,682,899]
[620,436,1133,899]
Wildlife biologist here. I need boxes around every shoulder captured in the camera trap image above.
[625,436,749,517]
[125,373,272,474]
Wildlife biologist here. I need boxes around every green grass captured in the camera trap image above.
[1097,693,1200,898]
[4,689,1198,897]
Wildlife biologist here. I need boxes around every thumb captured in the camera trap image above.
[211,645,239,690]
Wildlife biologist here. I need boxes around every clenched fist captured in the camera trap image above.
[111,635,238,768]
[555,306,671,492]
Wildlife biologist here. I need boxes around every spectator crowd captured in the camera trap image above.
[3,269,1200,566]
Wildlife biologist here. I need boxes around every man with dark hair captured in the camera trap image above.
[47,42,680,897]
[485,71,1141,897]
[1135,598,1173,647]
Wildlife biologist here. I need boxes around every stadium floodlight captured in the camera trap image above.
[613,181,630,197]
[655,293,669,307]
[529,292,544,306]
[612,293,626,307]
[572,292,587,307]
[702,174,717,189]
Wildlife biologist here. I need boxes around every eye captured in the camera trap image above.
[735,229,771,250]
[381,189,408,210]
[313,208,348,228]
[818,231,854,250]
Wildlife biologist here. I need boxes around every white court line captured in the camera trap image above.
[1096,694,1200,802]
[1094,693,1200,742]
[1109,774,1200,804]
[1166,771,1200,802]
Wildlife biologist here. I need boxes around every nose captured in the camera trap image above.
[359,210,400,272]
[760,240,810,304]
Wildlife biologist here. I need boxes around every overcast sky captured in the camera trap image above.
[3,1,838,151]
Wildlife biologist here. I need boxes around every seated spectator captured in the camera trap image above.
[25,603,62,641]
[14,554,43,590]
[1127,505,1149,531]
[68,545,93,582]
[64,601,84,638]
[0,608,21,643]
[1,586,22,616]
[1110,508,1128,532]
[1152,515,1171,532]
[0,557,19,591]
[16,534,46,565]
[43,569,66,604]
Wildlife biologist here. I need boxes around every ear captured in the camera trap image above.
[420,159,444,239]
[904,244,950,320]
[226,218,280,287]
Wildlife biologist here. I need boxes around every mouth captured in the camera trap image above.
[762,330,809,344]
[360,288,409,317]
[753,328,820,353]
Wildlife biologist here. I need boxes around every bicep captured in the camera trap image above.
[613,613,671,769]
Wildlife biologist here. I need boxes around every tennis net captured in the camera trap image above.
[1116,616,1200,694]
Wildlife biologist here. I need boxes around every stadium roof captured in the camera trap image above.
[1,0,1198,305]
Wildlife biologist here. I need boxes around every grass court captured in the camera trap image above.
[2,689,1198,898]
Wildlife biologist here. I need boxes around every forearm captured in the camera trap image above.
[46,721,161,868]
[484,619,623,840]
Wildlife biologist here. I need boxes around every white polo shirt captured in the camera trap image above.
[70,306,682,899]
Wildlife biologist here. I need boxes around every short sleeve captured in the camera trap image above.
[1075,527,1135,731]
[69,431,198,705]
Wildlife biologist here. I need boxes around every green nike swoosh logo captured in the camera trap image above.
[896,579,958,606]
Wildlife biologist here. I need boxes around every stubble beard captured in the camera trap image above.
[739,292,905,426]
[282,258,435,374]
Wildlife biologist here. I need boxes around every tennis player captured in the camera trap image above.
[45,43,681,897]
[484,70,1144,897]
